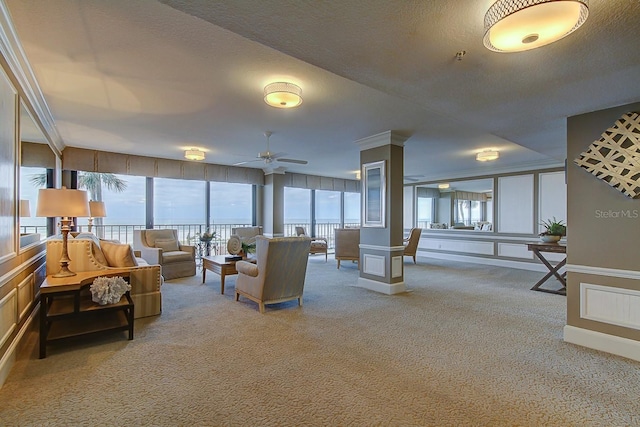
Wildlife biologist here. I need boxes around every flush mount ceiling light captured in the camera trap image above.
[476,150,500,162]
[483,0,589,53]
[264,82,303,109]
[438,183,450,189]
[185,148,205,161]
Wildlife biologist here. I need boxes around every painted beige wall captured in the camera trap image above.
[567,102,640,341]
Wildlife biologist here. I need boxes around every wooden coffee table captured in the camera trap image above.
[202,255,255,294]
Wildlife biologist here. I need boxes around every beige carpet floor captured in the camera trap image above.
[1,256,639,426]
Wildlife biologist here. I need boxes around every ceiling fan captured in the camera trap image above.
[234,131,308,166]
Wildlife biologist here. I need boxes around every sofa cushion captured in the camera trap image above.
[162,251,193,263]
[101,240,139,268]
[155,238,179,252]
[74,232,108,265]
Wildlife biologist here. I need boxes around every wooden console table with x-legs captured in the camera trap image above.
[527,242,567,296]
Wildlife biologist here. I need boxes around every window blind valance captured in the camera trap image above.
[416,187,440,198]
[453,191,488,202]
[62,147,264,185]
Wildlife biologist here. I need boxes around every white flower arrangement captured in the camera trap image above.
[90,276,131,305]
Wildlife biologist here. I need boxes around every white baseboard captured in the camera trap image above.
[355,277,405,295]
[419,250,549,272]
[563,325,640,362]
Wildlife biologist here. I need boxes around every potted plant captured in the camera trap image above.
[197,229,216,242]
[539,217,566,243]
[240,241,256,259]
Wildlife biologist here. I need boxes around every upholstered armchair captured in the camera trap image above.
[231,226,263,245]
[235,236,312,313]
[46,234,162,319]
[334,228,360,269]
[295,226,328,262]
[133,229,196,280]
[403,227,422,264]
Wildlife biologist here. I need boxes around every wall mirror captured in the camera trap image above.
[19,99,54,248]
[416,178,493,231]
[362,160,385,227]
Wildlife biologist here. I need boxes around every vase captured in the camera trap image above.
[540,235,561,243]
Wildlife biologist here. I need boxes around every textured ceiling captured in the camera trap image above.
[7,0,640,181]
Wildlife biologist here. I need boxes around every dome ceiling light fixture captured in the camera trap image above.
[185,148,205,161]
[264,82,303,109]
[483,0,589,53]
[476,149,500,162]
[438,183,450,189]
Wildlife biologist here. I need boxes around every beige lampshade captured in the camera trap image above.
[89,201,107,218]
[19,199,31,217]
[36,187,90,218]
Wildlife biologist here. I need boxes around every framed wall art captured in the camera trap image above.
[362,160,385,227]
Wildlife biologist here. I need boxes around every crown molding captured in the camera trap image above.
[0,0,63,157]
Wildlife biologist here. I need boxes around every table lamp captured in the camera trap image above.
[36,187,90,277]
[88,200,107,232]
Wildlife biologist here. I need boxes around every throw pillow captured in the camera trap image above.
[100,240,139,268]
[155,238,179,252]
[74,232,108,265]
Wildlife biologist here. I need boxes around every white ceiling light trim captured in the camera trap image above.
[476,150,500,162]
[483,0,589,53]
[264,82,303,109]
[185,148,205,161]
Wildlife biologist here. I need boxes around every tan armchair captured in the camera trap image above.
[133,229,196,280]
[231,226,263,245]
[46,234,162,319]
[235,236,312,313]
[334,228,360,269]
[403,228,422,264]
[295,226,328,262]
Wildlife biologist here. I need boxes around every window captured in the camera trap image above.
[315,190,341,237]
[154,178,206,225]
[344,192,360,227]
[100,174,145,227]
[19,166,47,234]
[210,182,252,225]
[417,197,434,228]
[284,187,311,235]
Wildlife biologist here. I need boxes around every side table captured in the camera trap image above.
[39,270,135,358]
[526,242,567,296]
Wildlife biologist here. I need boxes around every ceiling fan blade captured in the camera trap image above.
[233,159,262,166]
[277,158,308,165]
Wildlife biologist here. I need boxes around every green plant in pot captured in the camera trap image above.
[240,241,256,258]
[539,217,566,243]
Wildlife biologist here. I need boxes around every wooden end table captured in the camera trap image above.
[39,269,135,358]
[526,242,567,296]
[202,255,255,295]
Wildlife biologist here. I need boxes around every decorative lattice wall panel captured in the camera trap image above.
[574,112,640,198]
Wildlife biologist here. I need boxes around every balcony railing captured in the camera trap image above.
[30,221,361,252]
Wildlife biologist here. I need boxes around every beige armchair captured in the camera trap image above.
[334,228,360,269]
[133,229,196,280]
[231,226,263,245]
[46,234,162,319]
[403,228,422,264]
[235,236,312,313]
[295,226,328,262]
